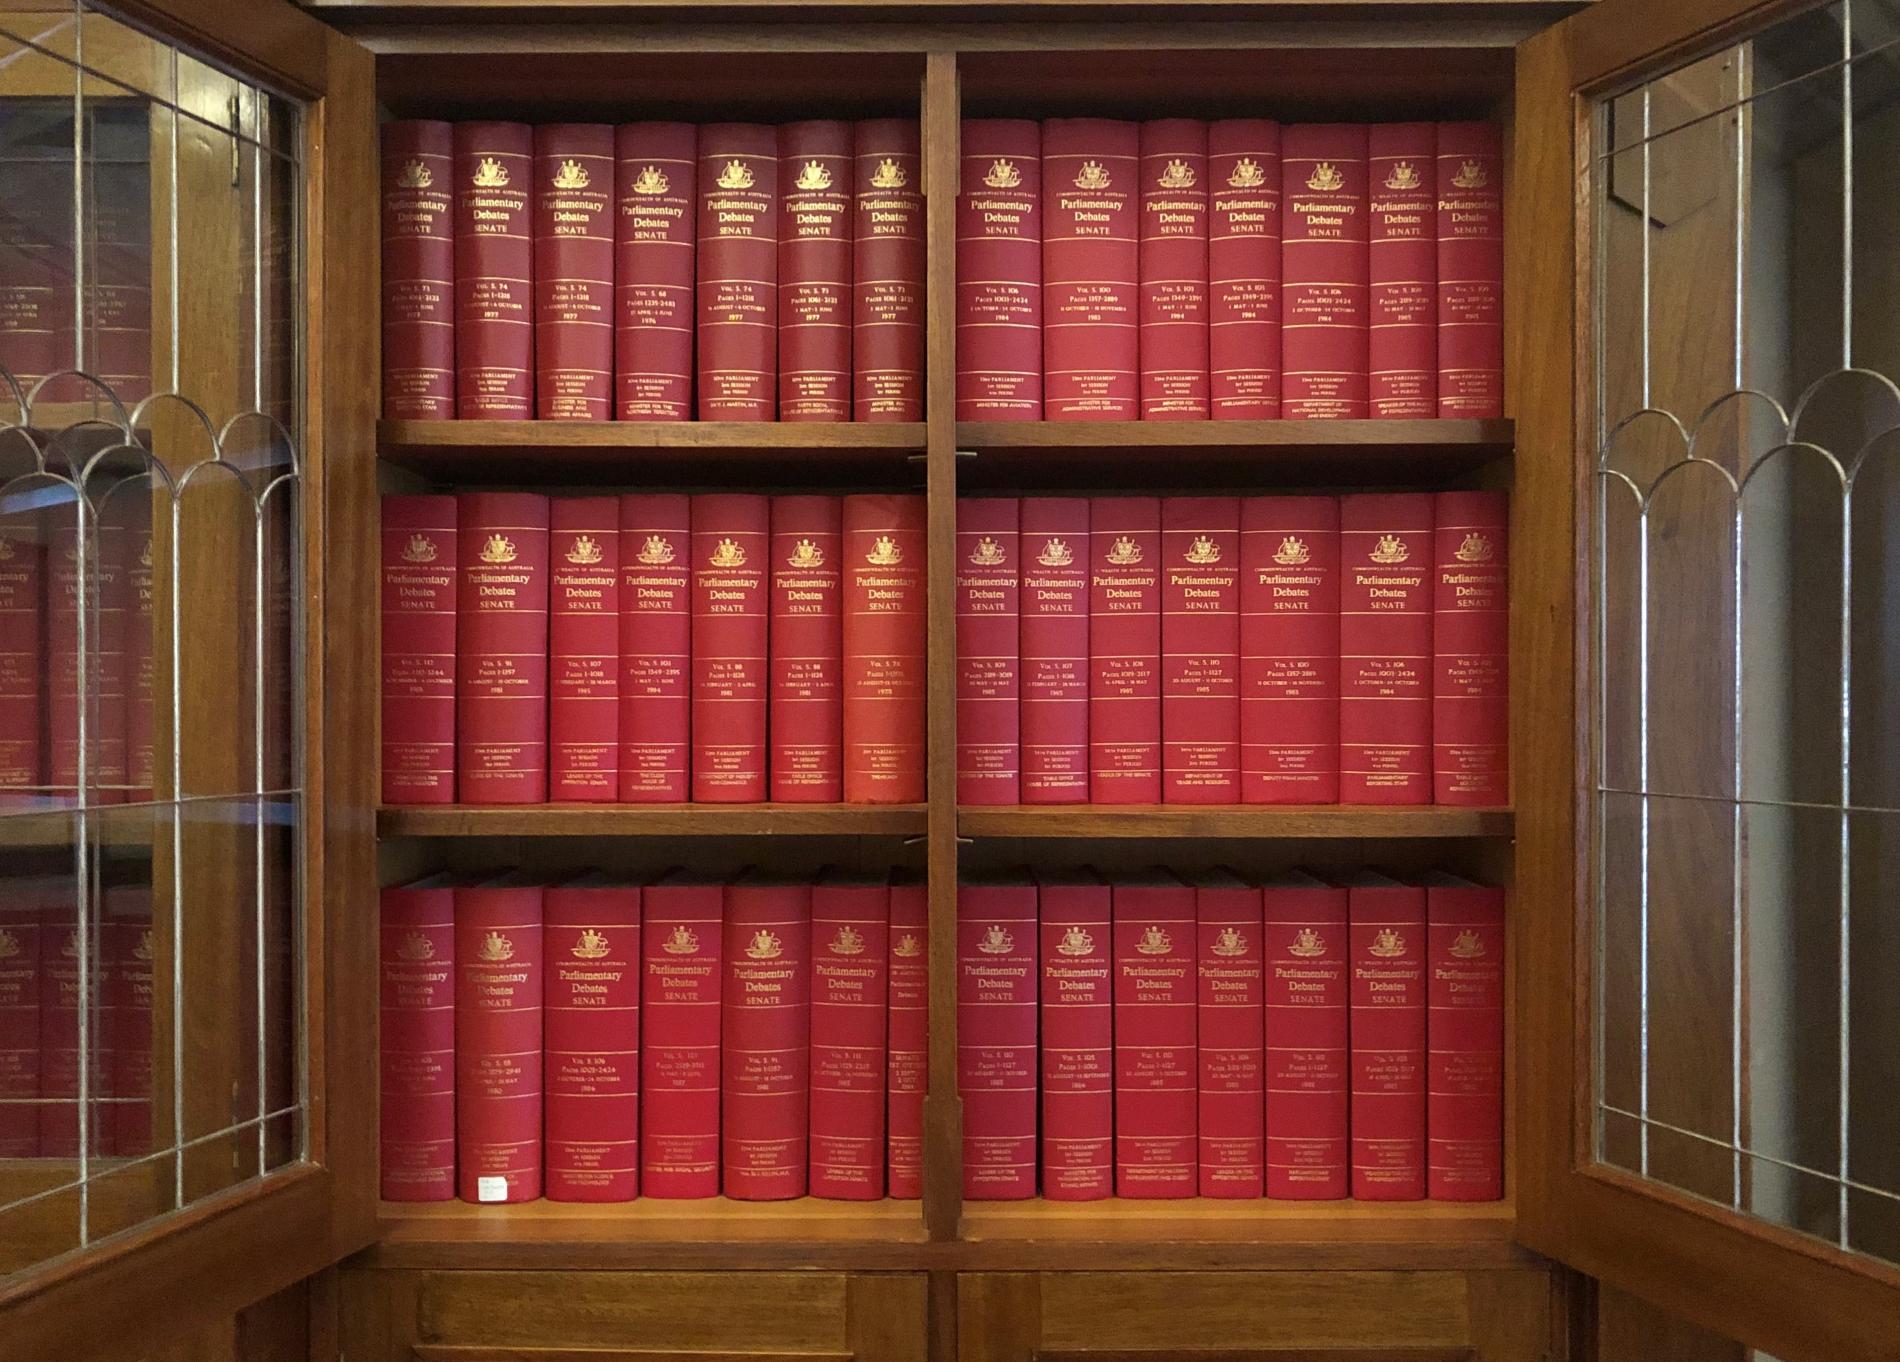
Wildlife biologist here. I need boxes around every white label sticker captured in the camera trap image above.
[476,1175,508,1203]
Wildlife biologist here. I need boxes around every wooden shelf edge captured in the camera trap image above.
[958,804,1515,839]
[377,802,929,837]
[956,418,1513,450]
[379,419,926,451]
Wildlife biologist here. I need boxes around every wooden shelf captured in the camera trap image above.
[0,803,159,850]
[959,804,1514,839]
[377,802,928,838]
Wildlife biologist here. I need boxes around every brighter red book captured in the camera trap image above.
[956,497,1021,805]
[1433,490,1508,805]
[456,493,550,804]
[544,876,641,1202]
[455,875,543,1203]
[1262,871,1349,1198]
[0,891,40,1156]
[453,121,533,420]
[0,529,42,804]
[1340,493,1433,804]
[380,120,454,419]
[810,870,889,1199]
[956,119,1042,421]
[1020,497,1089,803]
[770,495,844,801]
[642,872,724,1198]
[691,494,770,802]
[1042,118,1139,420]
[1348,873,1426,1200]
[534,123,614,419]
[853,119,925,421]
[1089,497,1161,803]
[1195,871,1263,1197]
[1240,496,1340,804]
[1281,124,1369,419]
[618,494,691,801]
[1137,118,1209,420]
[778,121,854,421]
[550,498,620,801]
[723,876,811,1201]
[959,875,1038,1200]
[1207,119,1281,418]
[1038,871,1112,1201]
[1368,123,1436,419]
[1436,122,1504,419]
[1425,873,1504,1200]
[615,122,696,421]
[697,124,778,420]
[842,494,926,803]
[1113,871,1196,1197]
[1161,497,1240,803]
[886,874,928,1198]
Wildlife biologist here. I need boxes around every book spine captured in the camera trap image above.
[1350,881,1426,1200]
[1019,497,1090,803]
[1042,118,1139,420]
[1161,496,1240,803]
[1207,119,1282,418]
[697,124,778,420]
[455,884,543,1203]
[48,521,130,803]
[842,494,926,803]
[1436,123,1504,419]
[380,884,456,1200]
[1039,882,1113,1201]
[615,122,697,421]
[1088,497,1161,804]
[642,884,723,1197]
[853,119,925,422]
[1340,493,1434,804]
[1434,491,1509,805]
[956,497,1021,805]
[1428,882,1505,1200]
[102,888,152,1155]
[533,124,614,420]
[1137,118,1210,420]
[1263,883,1349,1198]
[0,531,43,802]
[456,492,550,804]
[381,120,455,419]
[0,898,40,1156]
[544,886,641,1201]
[777,121,854,421]
[0,143,73,403]
[1197,883,1264,1197]
[549,498,620,801]
[1240,496,1341,804]
[617,494,691,801]
[691,494,770,802]
[1113,882,1197,1198]
[1368,123,1438,419]
[810,882,889,1198]
[722,882,810,1200]
[37,906,103,1156]
[453,122,533,419]
[90,137,152,402]
[123,510,154,802]
[1281,124,1369,420]
[957,119,1043,421]
[886,879,928,1198]
[959,881,1039,1199]
[769,495,844,801]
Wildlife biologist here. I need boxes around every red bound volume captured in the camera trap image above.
[550,499,619,801]
[691,495,769,802]
[457,493,550,804]
[1020,497,1090,803]
[1195,871,1263,1197]
[615,123,696,421]
[957,120,1042,421]
[959,876,1038,1199]
[1433,490,1508,805]
[1161,497,1240,803]
[455,875,543,1204]
[1038,871,1112,1201]
[777,122,854,421]
[1113,872,1196,1198]
[380,875,457,1201]
[1340,493,1433,804]
[1208,120,1282,418]
[0,890,40,1156]
[956,497,1021,805]
[1137,119,1210,420]
[1349,873,1426,1200]
[1089,497,1161,804]
[1281,125,1369,420]
[842,494,926,803]
[1426,874,1504,1200]
[618,494,691,801]
[886,875,928,1198]
[642,872,724,1197]
[810,871,889,1199]
[102,886,151,1155]
[123,505,154,802]
[1368,124,1437,419]
[852,119,924,421]
[49,520,129,803]
[0,529,42,802]
[1436,123,1504,419]
[545,877,641,1202]
[1240,496,1340,804]
[722,876,811,1201]
[1262,871,1349,1198]
[38,890,103,1156]
[453,122,533,420]
[770,495,843,801]
[1042,118,1139,420]
[381,120,455,419]
[697,125,778,420]
[534,124,614,420]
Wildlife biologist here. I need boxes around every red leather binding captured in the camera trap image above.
[0,530,43,803]
[770,495,844,801]
[615,122,697,421]
[381,120,455,419]
[886,875,928,1198]
[1436,123,1504,419]
[1208,120,1282,418]
[455,875,544,1203]
[534,124,615,420]
[1425,874,1504,1200]
[1340,492,1433,804]
[1088,497,1161,804]
[1433,490,1508,805]
[1112,872,1196,1198]
[48,520,128,803]
[1281,124,1369,420]
[842,494,926,803]
[810,871,889,1199]
[456,493,550,804]
[1262,871,1349,1199]
[37,889,103,1156]
[697,125,778,420]
[545,878,641,1201]
[1368,123,1437,419]
[1042,118,1139,420]
[453,122,534,420]
[90,123,152,402]
[0,888,41,1156]
[380,875,457,1201]
[852,119,924,421]
[1195,871,1263,1197]
[956,497,1021,805]
[617,494,691,801]
[959,876,1038,1200]
[1038,871,1112,1201]
[1348,873,1426,1200]
[549,498,619,801]
[722,877,811,1200]
[1161,496,1240,803]
[957,119,1042,421]
[1240,496,1341,804]
[1020,497,1090,803]
[642,872,724,1198]
[1138,118,1210,420]
[0,131,75,403]
[122,504,153,802]
[691,494,770,802]
[777,121,854,421]
[102,886,151,1156]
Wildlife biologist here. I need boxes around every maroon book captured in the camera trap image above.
[956,497,1021,805]
[37,891,103,1157]
[886,875,928,1198]
[534,124,614,420]
[1161,496,1240,803]
[642,872,724,1198]
[0,888,41,1156]
[1436,123,1504,419]
[1042,118,1139,420]
[810,871,889,1199]
[380,120,455,419]
[692,494,769,801]
[1039,871,1112,1201]
[1207,120,1282,418]
[723,876,811,1200]
[777,121,854,421]
[1194,871,1263,1197]
[549,498,620,801]
[455,875,543,1203]
[1281,124,1369,419]
[852,119,925,421]
[1020,497,1090,803]
[1368,123,1437,419]
[453,122,533,420]
[1240,496,1340,804]
[1137,119,1209,420]
[842,494,926,803]
[1349,873,1426,1200]
[1112,871,1196,1198]
[380,875,457,1201]
[101,886,152,1155]
[48,519,129,803]
[770,495,844,801]
[618,494,691,801]
[1434,490,1508,805]
[1425,874,1504,1200]
[544,877,641,1202]
[1262,871,1349,1198]
[1089,497,1161,804]
[122,505,154,802]
[1340,493,1433,804]
[615,122,697,421]
[957,119,1042,421]
[0,530,44,804]
[456,492,550,804]
[959,875,1038,1200]
[697,124,778,420]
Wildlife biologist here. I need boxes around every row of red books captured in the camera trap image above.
[381,119,923,423]
[380,870,927,1203]
[960,869,1502,1201]
[381,492,925,805]
[959,118,1503,421]
[958,490,1507,806]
